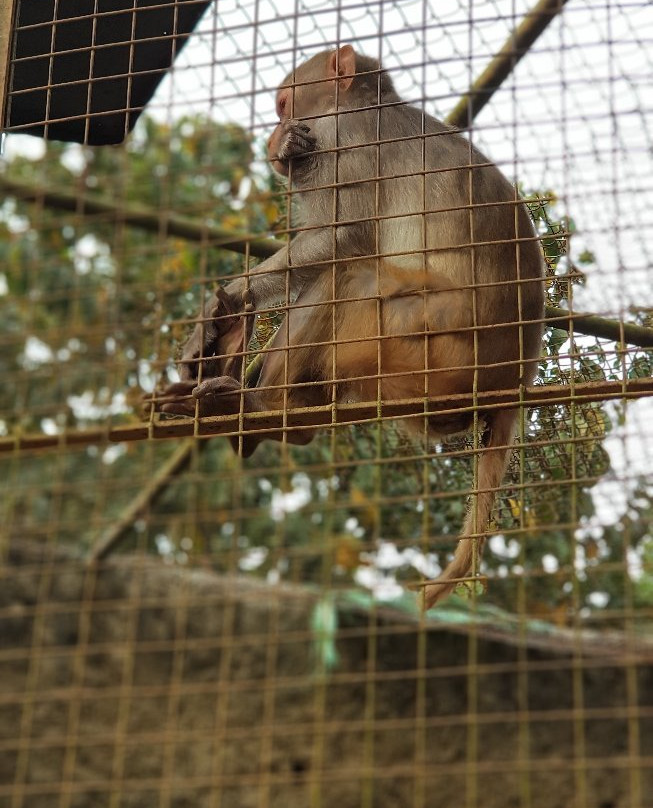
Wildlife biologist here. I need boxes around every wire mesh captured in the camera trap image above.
[1,1,652,807]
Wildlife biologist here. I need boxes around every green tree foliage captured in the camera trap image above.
[1,121,651,623]
[0,115,276,553]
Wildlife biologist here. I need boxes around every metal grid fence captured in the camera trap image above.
[1,1,652,807]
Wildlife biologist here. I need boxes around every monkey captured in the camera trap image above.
[154,45,545,608]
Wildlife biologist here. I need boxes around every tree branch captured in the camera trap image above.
[88,439,201,562]
[2,176,652,349]
[0,176,281,258]
[546,306,653,348]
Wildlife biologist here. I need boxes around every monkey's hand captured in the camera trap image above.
[143,288,254,417]
[272,120,317,175]
[145,287,254,418]
[177,286,243,382]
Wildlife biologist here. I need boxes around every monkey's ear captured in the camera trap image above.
[327,44,356,92]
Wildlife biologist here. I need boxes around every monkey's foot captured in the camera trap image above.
[152,375,265,457]
[149,375,317,457]
[152,375,245,418]
[276,119,317,163]
[178,287,241,381]
[192,375,246,415]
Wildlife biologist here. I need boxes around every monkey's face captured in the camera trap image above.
[267,51,352,175]
[278,51,345,119]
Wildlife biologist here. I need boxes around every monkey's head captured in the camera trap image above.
[268,45,398,175]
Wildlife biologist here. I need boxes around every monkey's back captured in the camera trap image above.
[374,104,544,392]
[305,98,544,394]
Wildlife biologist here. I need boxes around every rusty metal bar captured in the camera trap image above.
[446,0,569,129]
[0,0,16,130]
[3,376,653,455]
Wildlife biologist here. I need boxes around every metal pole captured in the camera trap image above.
[0,0,16,130]
[2,376,653,455]
[446,0,569,129]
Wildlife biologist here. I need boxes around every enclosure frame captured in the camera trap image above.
[1,3,653,806]
[0,0,15,130]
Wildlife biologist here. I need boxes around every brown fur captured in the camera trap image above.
[158,45,545,608]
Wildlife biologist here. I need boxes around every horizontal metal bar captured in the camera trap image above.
[2,376,652,455]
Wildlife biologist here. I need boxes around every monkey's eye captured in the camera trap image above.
[277,95,288,119]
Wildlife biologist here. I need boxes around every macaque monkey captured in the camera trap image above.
[155,45,544,608]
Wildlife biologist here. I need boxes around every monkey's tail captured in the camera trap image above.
[422,408,517,610]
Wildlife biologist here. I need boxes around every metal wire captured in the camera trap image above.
[1,1,652,807]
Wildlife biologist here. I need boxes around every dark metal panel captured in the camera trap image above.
[6,0,211,144]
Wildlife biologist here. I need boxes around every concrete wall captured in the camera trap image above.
[1,542,651,808]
